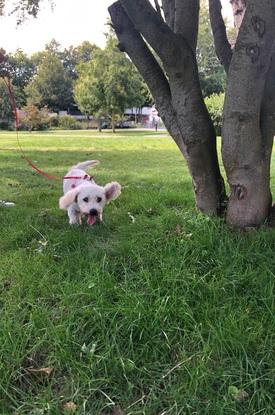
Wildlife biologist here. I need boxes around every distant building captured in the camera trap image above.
[124,106,162,128]
[58,106,164,129]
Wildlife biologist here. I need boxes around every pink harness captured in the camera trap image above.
[64,174,93,189]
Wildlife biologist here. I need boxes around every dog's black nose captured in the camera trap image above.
[90,209,98,216]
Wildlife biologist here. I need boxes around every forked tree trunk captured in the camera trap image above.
[109,0,226,215]
[109,0,275,228]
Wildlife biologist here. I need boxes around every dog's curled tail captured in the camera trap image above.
[73,160,100,170]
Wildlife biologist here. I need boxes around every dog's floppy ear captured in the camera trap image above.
[59,188,79,210]
[104,182,121,203]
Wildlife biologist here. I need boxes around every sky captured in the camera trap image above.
[0,0,233,55]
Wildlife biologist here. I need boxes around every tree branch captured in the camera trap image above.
[228,0,275,141]
[174,0,199,51]
[224,0,275,121]
[209,0,232,72]
[119,0,190,72]
[108,2,170,106]
[108,0,185,149]
[154,0,162,17]
[119,0,217,145]
[161,0,175,31]
[261,48,275,157]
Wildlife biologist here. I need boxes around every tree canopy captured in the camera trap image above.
[0,0,51,23]
[25,51,73,112]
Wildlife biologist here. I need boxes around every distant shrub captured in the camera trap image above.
[20,104,50,131]
[58,115,81,130]
[49,115,59,127]
[205,93,224,136]
[0,121,11,130]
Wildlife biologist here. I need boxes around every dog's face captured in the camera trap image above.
[59,182,121,225]
[76,184,106,224]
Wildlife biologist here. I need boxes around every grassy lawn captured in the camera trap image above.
[0,129,274,415]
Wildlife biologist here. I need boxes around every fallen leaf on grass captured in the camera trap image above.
[112,407,124,415]
[228,385,249,402]
[146,207,156,216]
[174,224,182,235]
[63,401,77,413]
[34,239,48,253]
[235,389,249,401]
[101,407,124,415]
[127,212,136,223]
[38,239,48,247]
[81,342,96,355]
[53,254,62,261]
[0,200,15,207]
[27,366,54,376]
[38,208,52,217]
[168,225,192,239]
[30,225,48,250]
[185,233,193,239]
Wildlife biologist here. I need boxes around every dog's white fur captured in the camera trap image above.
[59,160,121,225]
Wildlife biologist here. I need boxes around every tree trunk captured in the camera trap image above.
[109,0,275,228]
[97,118,102,132]
[111,114,116,133]
[222,0,275,227]
[109,0,226,215]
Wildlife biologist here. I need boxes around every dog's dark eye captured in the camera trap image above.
[83,197,89,203]
[97,197,102,203]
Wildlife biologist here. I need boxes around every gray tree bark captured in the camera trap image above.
[224,0,275,227]
[210,0,275,227]
[109,0,226,215]
[109,0,275,228]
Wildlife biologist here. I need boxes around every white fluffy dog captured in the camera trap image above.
[59,160,121,225]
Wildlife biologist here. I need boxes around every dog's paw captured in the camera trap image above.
[69,217,80,225]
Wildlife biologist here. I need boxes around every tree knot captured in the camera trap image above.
[251,16,265,38]
[246,44,260,63]
[233,184,247,200]
[235,8,244,16]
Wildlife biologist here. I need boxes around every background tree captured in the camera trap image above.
[109,0,275,228]
[74,48,108,131]
[0,0,51,23]
[197,0,226,97]
[25,50,73,112]
[0,79,14,125]
[204,92,224,135]
[8,49,35,105]
[74,35,147,132]
[61,41,99,80]
[0,78,26,127]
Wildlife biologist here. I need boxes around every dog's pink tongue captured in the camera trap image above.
[87,215,97,226]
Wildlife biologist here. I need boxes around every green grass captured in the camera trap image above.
[0,129,274,415]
